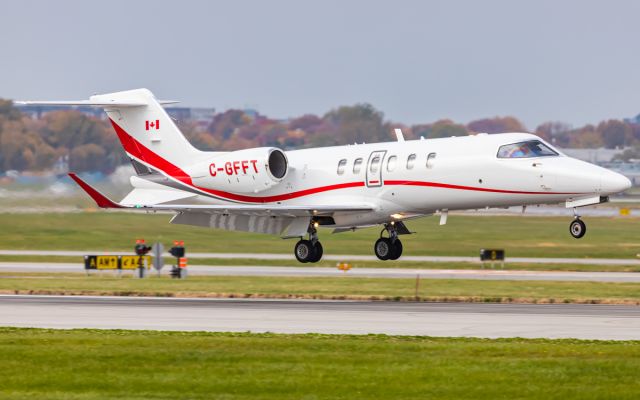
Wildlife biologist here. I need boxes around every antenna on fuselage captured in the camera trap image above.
[394,128,405,142]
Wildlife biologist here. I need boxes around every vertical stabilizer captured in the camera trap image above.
[92,89,204,170]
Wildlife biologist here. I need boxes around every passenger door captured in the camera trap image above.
[366,150,386,187]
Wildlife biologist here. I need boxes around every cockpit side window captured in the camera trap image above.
[497,140,559,159]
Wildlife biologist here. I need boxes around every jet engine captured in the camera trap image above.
[189,147,288,194]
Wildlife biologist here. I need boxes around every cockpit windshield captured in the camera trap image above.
[497,140,559,159]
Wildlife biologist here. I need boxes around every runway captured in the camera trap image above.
[1,295,638,340]
[2,249,640,265]
[1,261,640,282]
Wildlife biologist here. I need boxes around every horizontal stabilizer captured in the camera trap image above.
[16,99,178,107]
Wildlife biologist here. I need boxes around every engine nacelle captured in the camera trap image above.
[188,147,288,194]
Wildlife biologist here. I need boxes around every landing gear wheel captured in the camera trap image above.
[309,241,323,263]
[569,218,586,239]
[374,238,393,260]
[389,239,403,260]
[295,240,314,263]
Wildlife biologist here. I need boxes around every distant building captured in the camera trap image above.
[602,162,640,186]
[558,147,630,164]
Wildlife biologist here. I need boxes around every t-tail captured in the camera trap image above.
[17,88,208,176]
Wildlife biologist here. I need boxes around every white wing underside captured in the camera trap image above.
[132,203,373,216]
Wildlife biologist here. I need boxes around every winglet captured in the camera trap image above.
[68,173,125,209]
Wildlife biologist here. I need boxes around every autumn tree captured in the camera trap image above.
[0,100,58,172]
[289,114,323,133]
[207,109,251,140]
[38,110,126,173]
[312,104,388,146]
[467,116,526,134]
[69,144,106,172]
[411,120,468,139]
[178,120,219,151]
[598,120,632,149]
[534,121,572,142]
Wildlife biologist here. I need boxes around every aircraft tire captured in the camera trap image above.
[569,219,586,239]
[295,240,314,263]
[388,239,403,260]
[374,238,393,260]
[309,241,323,263]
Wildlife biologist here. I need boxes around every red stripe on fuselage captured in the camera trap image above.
[109,119,581,202]
[383,180,578,195]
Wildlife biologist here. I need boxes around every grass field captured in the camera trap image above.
[2,273,639,303]
[0,328,639,400]
[1,212,640,259]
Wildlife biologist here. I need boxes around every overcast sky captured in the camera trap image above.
[1,0,639,129]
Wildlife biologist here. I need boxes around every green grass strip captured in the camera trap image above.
[1,212,640,259]
[0,327,639,399]
[1,273,639,304]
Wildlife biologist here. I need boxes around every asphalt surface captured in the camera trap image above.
[2,250,640,265]
[1,295,638,339]
[1,261,640,282]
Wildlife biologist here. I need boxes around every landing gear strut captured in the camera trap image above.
[374,223,403,261]
[569,208,586,239]
[294,222,323,263]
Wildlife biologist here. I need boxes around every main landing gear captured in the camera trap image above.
[569,208,586,239]
[294,222,323,263]
[374,223,403,261]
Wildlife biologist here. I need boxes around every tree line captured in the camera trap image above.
[1,98,639,174]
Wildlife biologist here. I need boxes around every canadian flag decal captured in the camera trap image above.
[145,119,160,131]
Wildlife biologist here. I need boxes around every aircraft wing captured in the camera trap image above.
[69,173,373,217]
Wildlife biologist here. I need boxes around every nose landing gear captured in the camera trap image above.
[294,222,323,263]
[374,223,403,261]
[569,208,586,239]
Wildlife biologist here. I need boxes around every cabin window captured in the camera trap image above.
[370,156,381,174]
[387,155,397,172]
[353,158,363,174]
[406,154,416,169]
[407,154,416,169]
[497,140,559,159]
[337,159,347,175]
[426,152,436,169]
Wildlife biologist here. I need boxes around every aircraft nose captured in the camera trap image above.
[601,170,632,194]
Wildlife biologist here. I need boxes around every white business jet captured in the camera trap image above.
[18,89,632,262]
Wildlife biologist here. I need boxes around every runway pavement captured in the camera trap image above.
[0,295,638,340]
[1,261,640,282]
[1,250,640,265]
